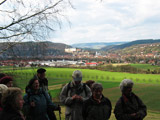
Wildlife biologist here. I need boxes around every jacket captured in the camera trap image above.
[83,95,112,120]
[0,108,24,120]
[114,92,147,120]
[23,88,57,120]
[60,82,92,120]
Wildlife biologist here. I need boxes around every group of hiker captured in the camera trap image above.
[0,68,147,120]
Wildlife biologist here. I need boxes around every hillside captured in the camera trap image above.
[101,39,160,51]
[72,42,126,49]
[110,43,160,56]
[0,41,71,59]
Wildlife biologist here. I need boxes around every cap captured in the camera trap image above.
[0,84,8,94]
[0,76,13,85]
[37,68,46,74]
[72,70,82,81]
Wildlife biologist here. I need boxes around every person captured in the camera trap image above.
[33,68,57,120]
[60,70,92,120]
[114,79,147,120]
[0,84,8,112]
[34,68,48,91]
[0,76,13,87]
[85,80,95,89]
[83,83,112,120]
[0,87,25,120]
[23,78,60,120]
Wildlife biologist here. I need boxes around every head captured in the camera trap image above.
[37,68,46,79]
[1,87,24,111]
[28,78,40,91]
[92,83,103,100]
[0,73,6,79]
[0,76,13,87]
[0,84,8,100]
[120,79,134,97]
[86,80,95,89]
[72,70,82,86]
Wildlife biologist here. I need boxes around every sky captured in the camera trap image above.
[47,0,160,45]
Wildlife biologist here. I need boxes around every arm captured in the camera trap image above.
[59,84,74,106]
[43,91,59,110]
[82,85,92,101]
[114,99,133,120]
[135,95,147,119]
[106,98,112,119]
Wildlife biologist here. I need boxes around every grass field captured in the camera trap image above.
[130,64,160,70]
[1,67,160,120]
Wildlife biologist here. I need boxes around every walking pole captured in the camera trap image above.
[58,105,61,120]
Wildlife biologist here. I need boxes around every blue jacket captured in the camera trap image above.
[23,88,57,120]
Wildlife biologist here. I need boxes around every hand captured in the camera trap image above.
[72,94,79,100]
[77,95,83,101]
[30,101,35,107]
[130,113,136,117]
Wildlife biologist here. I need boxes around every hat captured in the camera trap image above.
[0,84,8,94]
[0,76,13,85]
[37,68,46,74]
[72,70,82,81]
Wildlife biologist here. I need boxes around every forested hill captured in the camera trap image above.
[0,41,71,59]
[101,39,160,51]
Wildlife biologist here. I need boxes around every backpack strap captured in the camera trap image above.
[66,82,87,96]
[66,82,71,96]
[83,83,87,96]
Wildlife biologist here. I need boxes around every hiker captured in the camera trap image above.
[0,87,25,120]
[23,78,60,120]
[83,83,112,120]
[33,68,57,120]
[114,79,147,120]
[85,80,95,89]
[34,68,48,91]
[0,76,13,87]
[0,84,8,112]
[60,70,92,120]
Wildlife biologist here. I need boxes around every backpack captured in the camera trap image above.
[66,82,88,96]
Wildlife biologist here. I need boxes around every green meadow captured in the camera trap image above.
[130,63,160,70]
[2,67,160,120]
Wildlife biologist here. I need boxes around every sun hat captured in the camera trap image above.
[72,70,82,81]
[0,84,8,94]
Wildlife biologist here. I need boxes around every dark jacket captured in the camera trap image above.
[23,88,57,120]
[0,108,24,120]
[83,95,112,120]
[114,93,147,120]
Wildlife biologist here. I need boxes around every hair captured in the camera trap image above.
[0,73,6,79]
[25,78,38,92]
[0,76,13,85]
[86,80,95,89]
[91,83,103,92]
[1,87,22,111]
[119,79,134,92]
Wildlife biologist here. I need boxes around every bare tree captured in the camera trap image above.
[0,0,72,54]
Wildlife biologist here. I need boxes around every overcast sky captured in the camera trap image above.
[48,0,160,45]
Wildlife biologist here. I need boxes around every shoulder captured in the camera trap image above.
[115,96,123,106]
[84,97,92,105]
